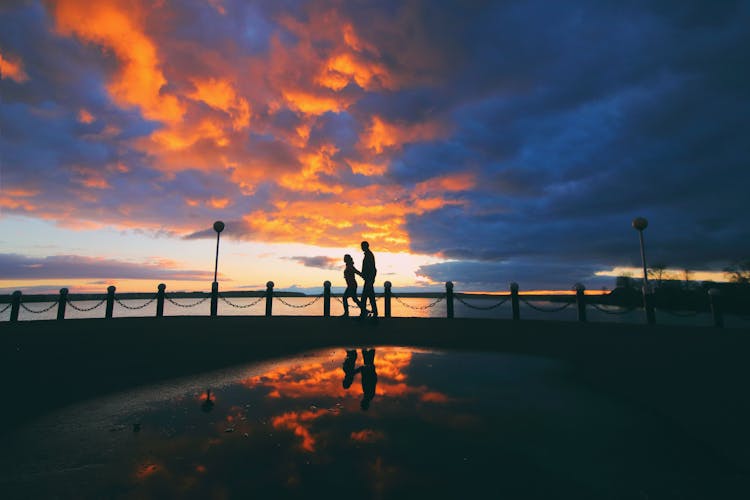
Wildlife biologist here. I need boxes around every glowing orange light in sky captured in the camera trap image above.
[52,0,184,124]
[0,50,29,82]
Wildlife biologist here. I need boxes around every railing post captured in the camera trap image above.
[708,288,723,328]
[10,290,21,322]
[323,281,331,317]
[210,281,219,317]
[510,282,520,320]
[265,281,274,317]
[446,281,454,318]
[156,283,166,317]
[57,288,68,320]
[643,283,656,325]
[384,281,392,318]
[575,283,587,322]
[106,285,116,319]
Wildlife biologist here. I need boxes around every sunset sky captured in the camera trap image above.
[1,0,748,294]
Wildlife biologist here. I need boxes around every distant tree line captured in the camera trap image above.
[610,259,750,312]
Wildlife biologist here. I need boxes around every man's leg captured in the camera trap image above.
[360,283,370,316]
[366,280,378,316]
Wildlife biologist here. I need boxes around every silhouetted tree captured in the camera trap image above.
[648,263,669,288]
[682,268,693,290]
[724,259,750,284]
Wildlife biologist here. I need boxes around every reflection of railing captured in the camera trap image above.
[0,280,732,328]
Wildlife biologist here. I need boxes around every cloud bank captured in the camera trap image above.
[1,0,749,288]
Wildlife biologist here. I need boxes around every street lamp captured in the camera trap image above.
[632,217,655,324]
[211,221,225,317]
[213,220,225,283]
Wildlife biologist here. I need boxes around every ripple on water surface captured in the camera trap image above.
[0,347,738,498]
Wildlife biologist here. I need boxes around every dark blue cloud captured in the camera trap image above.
[0,253,213,281]
[379,0,750,287]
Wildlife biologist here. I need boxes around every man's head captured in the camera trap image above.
[361,241,369,251]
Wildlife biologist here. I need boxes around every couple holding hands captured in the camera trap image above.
[342,241,378,317]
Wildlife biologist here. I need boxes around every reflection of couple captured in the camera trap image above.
[341,241,378,318]
[342,349,377,410]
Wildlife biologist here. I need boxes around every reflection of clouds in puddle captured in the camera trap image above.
[350,429,385,443]
[239,347,451,451]
[272,409,329,452]
[134,462,160,480]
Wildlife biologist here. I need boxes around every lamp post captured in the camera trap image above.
[632,217,655,324]
[211,221,225,317]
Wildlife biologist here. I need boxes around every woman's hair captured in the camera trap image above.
[344,254,352,263]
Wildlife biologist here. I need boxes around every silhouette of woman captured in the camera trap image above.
[358,241,378,317]
[356,348,377,410]
[342,254,365,316]
[342,349,357,389]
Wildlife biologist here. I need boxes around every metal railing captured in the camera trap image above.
[0,280,737,328]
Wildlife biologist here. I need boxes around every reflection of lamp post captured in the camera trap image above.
[211,221,225,317]
[632,217,655,324]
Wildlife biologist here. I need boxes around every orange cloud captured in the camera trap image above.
[77,109,95,124]
[208,197,230,209]
[0,50,29,82]
[279,144,344,194]
[346,159,388,176]
[52,0,184,124]
[361,116,445,153]
[72,166,112,189]
[207,0,226,15]
[282,89,352,115]
[317,53,394,92]
[240,173,471,250]
[187,78,251,130]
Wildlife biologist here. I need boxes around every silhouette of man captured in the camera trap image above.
[356,349,377,410]
[342,349,357,389]
[358,241,377,317]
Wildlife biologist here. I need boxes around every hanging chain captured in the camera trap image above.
[115,296,157,310]
[393,295,445,310]
[274,295,323,308]
[20,300,59,314]
[219,294,265,308]
[590,303,639,315]
[520,299,574,313]
[455,295,509,310]
[166,296,210,308]
[0,303,11,314]
[66,298,107,312]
